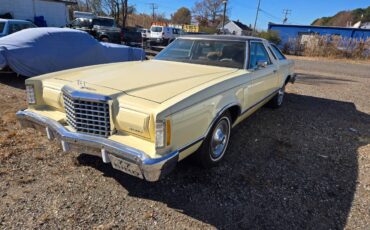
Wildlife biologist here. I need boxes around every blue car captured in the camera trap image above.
[0,19,36,38]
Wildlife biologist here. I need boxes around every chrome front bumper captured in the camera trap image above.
[16,110,179,182]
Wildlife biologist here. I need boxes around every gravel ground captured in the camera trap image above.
[0,58,369,229]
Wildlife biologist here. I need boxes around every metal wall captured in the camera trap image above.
[0,0,69,27]
[268,23,370,45]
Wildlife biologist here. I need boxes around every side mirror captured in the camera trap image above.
[257,60,268,68]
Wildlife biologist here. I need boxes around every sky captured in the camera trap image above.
[131,0,370,30]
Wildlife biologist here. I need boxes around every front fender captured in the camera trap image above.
[160,85,243,159]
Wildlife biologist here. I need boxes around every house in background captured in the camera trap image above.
[0,0,77,27]
[219,20,252,36]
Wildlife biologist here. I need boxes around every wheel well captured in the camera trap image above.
[284,75,291,85]
[227,105,241,124]
[100,35,109,40]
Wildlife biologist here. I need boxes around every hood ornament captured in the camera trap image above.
[77,80,95,91]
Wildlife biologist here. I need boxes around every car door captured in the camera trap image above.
[269,44,292,85]
[244,41,279,109]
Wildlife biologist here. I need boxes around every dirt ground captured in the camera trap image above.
[0,57,369,229]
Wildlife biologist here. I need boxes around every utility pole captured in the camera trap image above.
[253,0,261,33]
[282,9,291,24]
[148,3,158,22]
[222,0,228,34]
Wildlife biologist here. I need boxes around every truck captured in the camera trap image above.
[68,11,121,44]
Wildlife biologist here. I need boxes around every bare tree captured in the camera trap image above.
[120,0,129,27]
[192,0,226,27]
[99,0,133,27]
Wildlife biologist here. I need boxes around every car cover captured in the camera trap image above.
[0,27,145,77]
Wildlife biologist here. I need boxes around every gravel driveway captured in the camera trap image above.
[0,58,369,229]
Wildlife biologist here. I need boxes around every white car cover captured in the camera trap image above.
[0,27,145,77]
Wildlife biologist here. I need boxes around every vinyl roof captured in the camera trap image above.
[179,35,264,42]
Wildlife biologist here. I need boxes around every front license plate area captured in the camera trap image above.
[110,154,143,179]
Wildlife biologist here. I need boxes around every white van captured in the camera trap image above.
[149,25,183,45]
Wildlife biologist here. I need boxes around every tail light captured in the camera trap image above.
[120,31,124,40]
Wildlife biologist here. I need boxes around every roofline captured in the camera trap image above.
[268,22,370,32]
[41,0,78,5]
[0,19,33,22]
[231,20,253,31]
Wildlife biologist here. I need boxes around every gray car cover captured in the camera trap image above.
[0,27,145,77]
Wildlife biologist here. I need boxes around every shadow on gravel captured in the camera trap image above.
[295,73,357,85]
[78,93,370,229]
[0,72,26,89]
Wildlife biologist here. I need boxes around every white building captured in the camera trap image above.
[219,20,253,36]
[0,0,76,27]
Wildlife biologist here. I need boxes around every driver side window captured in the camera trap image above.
[248,42,271,69]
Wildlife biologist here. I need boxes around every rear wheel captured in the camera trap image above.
[267,85,285,108]
[195,112,232,168]
[101,37,110,43]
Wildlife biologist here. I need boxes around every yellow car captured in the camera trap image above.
[17,35,295,181]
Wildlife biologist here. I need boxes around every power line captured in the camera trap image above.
[282,9,292,24]
[259,8,281,21]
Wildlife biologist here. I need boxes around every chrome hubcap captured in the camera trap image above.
[210,118,230,160]
[277,87,285,105]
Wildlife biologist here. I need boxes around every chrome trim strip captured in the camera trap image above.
[207,102,241,133]
[241,89,279,115]
[187,90,279,148]
[62,86,112,102]
[178,136,205,153]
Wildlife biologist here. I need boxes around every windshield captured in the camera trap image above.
[155,39,246,69]
[151,26,163,32]
[72,18,92,27]
[0,22,5,33]
[93,18,115,27]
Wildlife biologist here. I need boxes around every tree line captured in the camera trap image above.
[71,0,229,29]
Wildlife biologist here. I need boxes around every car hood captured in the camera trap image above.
[54,60,238,103]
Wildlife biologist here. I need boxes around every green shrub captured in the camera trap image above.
[257,31,281,45]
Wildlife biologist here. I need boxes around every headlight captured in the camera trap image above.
[155,119,171,148]
[25,85,36,104]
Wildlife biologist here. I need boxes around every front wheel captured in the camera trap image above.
[195,112,232,168]
[267,85,285,108]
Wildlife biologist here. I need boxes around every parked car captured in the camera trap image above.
[16,35,295,181]
[140,28,150,40]
[121,27,142,46]
[69,16,121,43]
[149,25,182,45]
[0,28,145,77]
[0,19,36,38]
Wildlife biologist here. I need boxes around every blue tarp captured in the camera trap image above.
[0,27,145,77]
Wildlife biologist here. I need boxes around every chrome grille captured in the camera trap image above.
[63,92,111,137]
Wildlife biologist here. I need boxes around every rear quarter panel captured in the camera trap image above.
[276,59,294,86]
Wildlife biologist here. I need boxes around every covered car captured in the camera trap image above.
[0,27,145,77]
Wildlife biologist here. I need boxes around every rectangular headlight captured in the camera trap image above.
[26,85,36,104]
[155,119,171,149]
